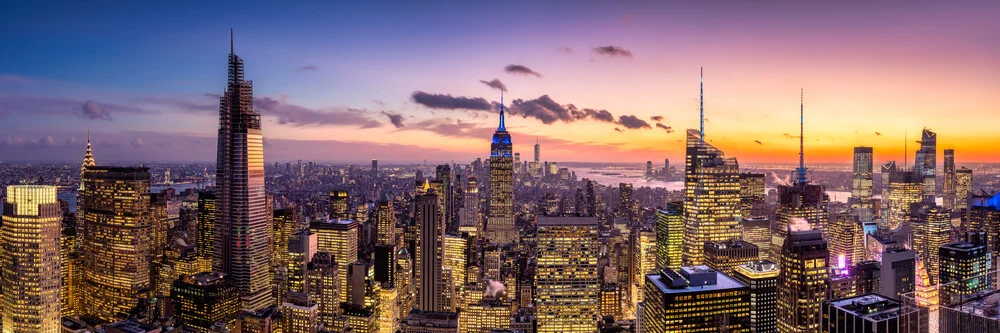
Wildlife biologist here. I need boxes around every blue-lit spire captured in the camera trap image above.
[498,90,506,131]
[796,88,808,184]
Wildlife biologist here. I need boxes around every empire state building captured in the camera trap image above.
[214,31,272,310]
[487,95,515,244]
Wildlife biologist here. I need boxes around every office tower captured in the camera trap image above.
[281,292,319,333]
[742,217,773,261]
[967,192,1000,273]
[910,203,950,286]
[171,272,241,332]
[619,183,636,221]
[878,248,915,300]
[239,307,282,333]
[344,262,381,333]
[197,192,216,260]
[458,177,480,237]
[777,229,829,333]
[304,251,340,327]
[61,223,83,317]
[599,283,622,319]
[396,248,415,317]
[851,147,875,221]
[371,159,379,182]
[330,190,350,220]
[585,180,597,217]
[938,238,991,305]
[885,171,923,230]
[374,244,396,287]
[645,161,653,178]
[214,34,272,310]
[955,168,973,212]
[852,261,881,296]
[310,219,359,304]
[402,310,459,333]
[535,215,600,333]
[462,298,512,333]
[81,166,152,322]
[272,208,296,270]
[443,235,467,308]
[821,294,903,333]
[943,149,956,210]
[2,185,61,332]
[435,165,454,229]
[487,97,515,245]
[704,240,759,277]
[379,286,400,333]
[914,128,937,199]
[830,213,865,270]
[150,193,168,260]
[635,230,658,279]
[774,183,829,254]
[733,260,778,333]
[664,158,670,175]
[287,230,318,294]
[879,161,897,218]
[740,172,766,218]
[641,266,751,332]
[655,202,684,270]
[415,191,449,312]
[375,199,396,246]
[683,129,741,266]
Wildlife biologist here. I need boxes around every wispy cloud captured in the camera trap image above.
[650,115,663,122]
[296,65,319,72]
[411,91,492,111]
[593,45,633,57]
[81,100,113,121]
[254,96,383,128]
[655,123,674,133]
[556,47,573,54]
[382,111,405,128]
[504,64,542,77]
[617,115,650,129]
[480,79,508,92]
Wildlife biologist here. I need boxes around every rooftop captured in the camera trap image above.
[647,266,747,294]
[827,294,901,322]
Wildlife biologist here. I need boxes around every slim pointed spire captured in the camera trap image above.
[699,67,704,141]
[796,88,807,184]
[498,90,506,131]
[230,28,234,56]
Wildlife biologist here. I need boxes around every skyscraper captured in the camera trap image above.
[703,240,759,277]
[821,294,904,333]
[458,177,480,237]
[376,198,396,246]
[171,272,241,332]
[885,170,923,230]
[415,191,449,312]
[487,95,515,245]
[682,129,741,266]
[938,238,991,305]
[534,138,541,178]
[214,32,272,310]
[435,165,455,232]
[955,167,973,212]
[306,252,341,327]
[640,266,751,332]
[829,213,865,270]
[911,203,950,286]
[943,149,956,210]
[851,147,874,221]
[733,260,778,333]
[655,202,684,270]
[78,129,95,191]
[81,166,152,322]
[739,172,766,218]
[535,215,599,333]
[777,229,829,333]
[2,185,61,333]
[879,161,897,220]
[197,191,216,260]
[330,190,350,220]
[310,219,359,305]
[914,128,937,199]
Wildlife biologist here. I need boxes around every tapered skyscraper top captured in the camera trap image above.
[796,89,807,184]
[498,90,506,131]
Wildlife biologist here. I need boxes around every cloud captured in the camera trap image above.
[66,137,77,145]
[39,136,55,146]
[556,47,573,54]
[504,64,542,77]
[130,138,144,148]
[593,45,633,57]
[81,100,113,121]
[754,140,763,145]
[405,118,494,139]
[875,132,882,136]
[650,115,663,122]
[480,79,508,92]
[411,91,492,111]
[614,128,623,133]
[506,95,618,125]
[655,123,674,133]
[382,111,405,128]
[617,115,651,129]
[254,96,383,128]
[296,65,318,71]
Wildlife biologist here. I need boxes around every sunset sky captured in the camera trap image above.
[1,1,998,164]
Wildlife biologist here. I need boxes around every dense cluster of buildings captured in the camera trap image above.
[2,39,999,333]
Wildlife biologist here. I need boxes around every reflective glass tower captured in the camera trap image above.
[213,32,272,310]
[851,147,874,221]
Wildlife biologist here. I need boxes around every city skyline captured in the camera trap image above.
[2,2,999,164]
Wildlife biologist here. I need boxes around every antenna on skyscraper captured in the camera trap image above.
[230,28,234,56]
[904,131,908,170]
[796,88,807,184]
[498,90,506,131]
[699,67,705,141]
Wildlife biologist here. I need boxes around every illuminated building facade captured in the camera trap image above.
[885,170,922,231]
[150,193,168,260]
[2,185,61,333]
[733,260,778,333]
[330,190,349,220]
[774,182,829,256]
[955,168,973,212]
[704,239,759,277]
[61,223,83,317]
[821,294,903,333]
[683,129,741,266]
[599,283,622,319]
[535,215,599,333]
[878,248,915,300]
[641,266,751,332]
[171,272,241,332]
[943,149,956,210]
[305,251,340,327]
[458,177,480,237]
[742,217,772,261]
[443,235,467,308]
[777,229,829,333]
[634,230,658,296]
[914,128,937,199]
[376,199,396,246]
[879,161,897,221]
[415,191,449,312]
[81,166,152,322]
[197,191,216,260]
[851,147,875,221]
[740,172,766,218]
[619,183,636,221]
[287,230,318,293]
[487,101,515,245]
[281,292,318,333]
[938,238,990,305]
[213,34,272,310]
[461,299,512,333]
[911,203,950,285]
[829,213,865,270]
[273,208,296,270]
[310,219,359,304]
[401,310,459,333]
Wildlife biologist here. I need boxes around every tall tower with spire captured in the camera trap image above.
[796,89,807,185]
[487,92,515,245]
[79,129,95,191]
[213,30,273,310]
